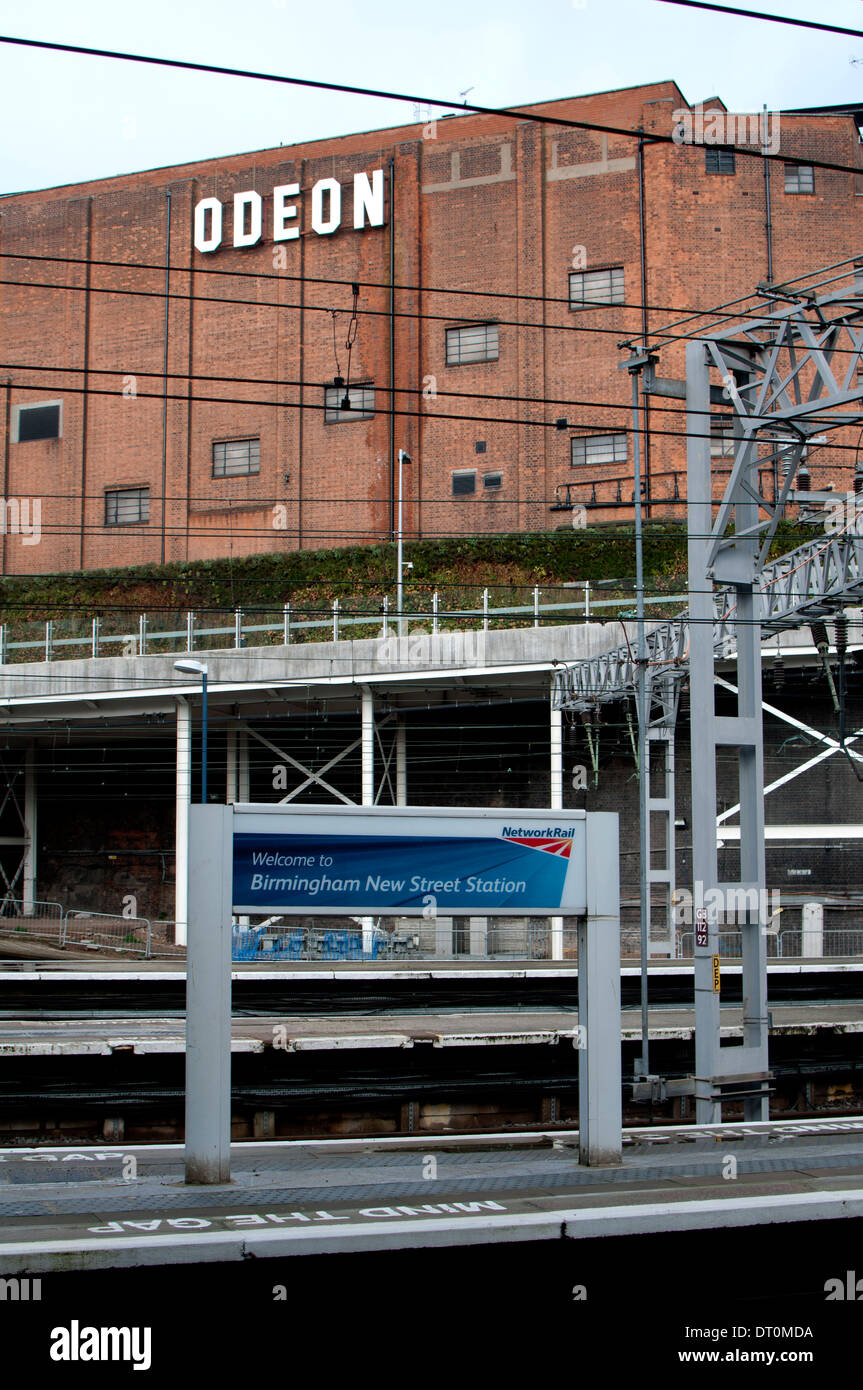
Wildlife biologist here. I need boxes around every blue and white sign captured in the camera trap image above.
[231,806,588,916]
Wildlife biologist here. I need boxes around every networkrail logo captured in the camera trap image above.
[501,828,576,858]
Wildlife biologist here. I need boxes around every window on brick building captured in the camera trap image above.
[710,415,735,458]
[569,267,624,308]
[483,471,503,489]
[324,383,375,423]
[784,164,814,194]
[213,438,260,477]
[571,434,627,467]
[445,323,499,365]
[105,487,150,526]
[452,470,477,495]
[14,401,62,442]
[705,148,735,174]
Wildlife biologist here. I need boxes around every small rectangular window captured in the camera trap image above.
[483,472,503,489]
[105,487,150,526]
[705,148,735,174]
[446,324,499,366]
[570,434,627,468]
[710,415,735,458]
[324,383,375,423]
[784,163,814,194]
[569,267,624,308]
[452,470,476,496]
[213,438,260,477]
[15,402,61,442]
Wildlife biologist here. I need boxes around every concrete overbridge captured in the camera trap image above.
[0,615,859,959]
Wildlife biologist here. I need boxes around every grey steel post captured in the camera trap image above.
[396,449,410,637]
[729,412,770,1122]
[630,362,650,1077]
[686,340,722,1124]
[578,811,621,1165]
[549,684,564,961]
[185,803,233,1184]
[736,578,770,1121]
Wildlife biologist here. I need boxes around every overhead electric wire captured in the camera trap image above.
[6,372,863,465]
[5,249,863,344]
[0,272,647,343]
[7,355,863,441]
[654,0,863,40]
[0,33,860,177]
[0,39,860,637]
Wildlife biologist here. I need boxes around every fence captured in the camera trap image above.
[146,921,186,958]
[0,587,688,665]
[675,928,863,959]
[2,903,860,963]
[61,910,151,956]
[0,898,64,944]
[232,925,383,962]
[228,920,582,963]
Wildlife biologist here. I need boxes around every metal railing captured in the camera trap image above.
[675,928,863,959]
[0,898,64,943]
[61,910,151,956]
[0,587,690,664]
[146,921,185,958]
[3,902,859,963]
[228,921,583,963]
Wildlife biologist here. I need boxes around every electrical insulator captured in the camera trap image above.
[835,614,848,659]
[797,465,811,492]
[810,620,830,653]
[773,654,785,690]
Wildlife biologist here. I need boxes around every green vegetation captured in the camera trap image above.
[0,520,813,653]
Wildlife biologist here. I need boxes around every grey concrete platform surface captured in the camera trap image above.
[0,1003,860,1054]
[0,1118,861,1270]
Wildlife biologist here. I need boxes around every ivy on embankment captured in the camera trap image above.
[0,520,813,626]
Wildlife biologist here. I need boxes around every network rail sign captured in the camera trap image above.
[231,806,589,916]
[185,803,619,1182]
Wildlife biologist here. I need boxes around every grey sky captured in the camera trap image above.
[0,0,861,193]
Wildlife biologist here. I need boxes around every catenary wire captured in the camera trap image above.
[3,250,863,351]
[4,249,862,344]
[6,358,863,436]
[0,33,859,178]
[6,376,863,459]
[654,0,863,40]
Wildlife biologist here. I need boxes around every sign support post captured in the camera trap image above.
[185,805,233,1184]
[579,812,622,1165]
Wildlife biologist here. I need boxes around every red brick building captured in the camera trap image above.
[0,80,861,574]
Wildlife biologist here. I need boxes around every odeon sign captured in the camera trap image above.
[193,169,385,253]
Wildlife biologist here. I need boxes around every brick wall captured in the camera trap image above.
[1,82,860,575]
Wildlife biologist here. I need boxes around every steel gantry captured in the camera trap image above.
[554,269,863,1121]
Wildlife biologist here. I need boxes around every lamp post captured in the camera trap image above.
[174,659,208,803]
[396,449,411,637]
